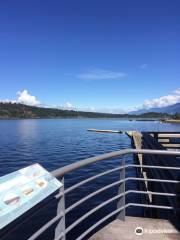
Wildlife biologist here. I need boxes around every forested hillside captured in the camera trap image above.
[0,103,170,119]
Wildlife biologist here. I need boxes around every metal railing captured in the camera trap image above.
[26,149,180,240]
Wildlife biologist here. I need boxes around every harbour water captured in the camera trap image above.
[0,119,180,239]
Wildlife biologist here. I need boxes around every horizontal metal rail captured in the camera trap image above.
[28,212,64,240]
[63,164,180,198]
[65,179,124,214]
[52,149,180,178]
[30,179,179,239]
[65,176,180,214]
[28,149,180,240]
[65,189,180,234]
[76,202,179,240]
[76,205,125,240]
[64,166,121,195]
[42,153,180,238]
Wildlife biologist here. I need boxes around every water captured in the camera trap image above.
[0,119,180,239]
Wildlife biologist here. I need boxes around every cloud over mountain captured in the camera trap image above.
[17,90,40,106]
[0,90,41,107]
[1,88,180,114]
[142,89,180,109]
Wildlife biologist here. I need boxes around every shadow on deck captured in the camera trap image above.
[89,216,179,240]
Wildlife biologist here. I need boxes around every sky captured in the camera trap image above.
[0,0,179,113]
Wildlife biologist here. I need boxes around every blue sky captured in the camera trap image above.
[0,0,179,112]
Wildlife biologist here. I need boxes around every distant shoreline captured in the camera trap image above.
[0,103,174,120]
[0,117,160,121]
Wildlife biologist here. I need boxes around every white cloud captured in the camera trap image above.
[54,104,127,114]
[92,107,126,114]
[60,102,74,110]
[71,106,127,114]
[52,102,74,111]
[1,88,180,113]
[62,88,180,113]
[64,102,73,108]
[142,89,180,109]
[174,88,180,94]
[140,64,147,69]
[17,90,40,106]
[0,99,16,104]
[0,90,40,107]
[77,69,126,81]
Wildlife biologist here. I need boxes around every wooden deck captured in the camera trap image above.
[89,217,179,240]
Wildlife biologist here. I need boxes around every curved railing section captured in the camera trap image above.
[26,149,180,240]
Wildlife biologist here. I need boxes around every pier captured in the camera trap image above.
[88,131,180,240]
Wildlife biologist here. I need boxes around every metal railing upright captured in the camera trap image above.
[24,149,180,240]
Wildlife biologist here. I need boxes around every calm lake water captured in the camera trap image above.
[0,119,180,239]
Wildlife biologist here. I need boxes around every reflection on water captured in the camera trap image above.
[17,119,38,140]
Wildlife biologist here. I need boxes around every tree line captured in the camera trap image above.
[0,102,173,119]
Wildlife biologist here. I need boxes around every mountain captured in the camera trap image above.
[130,103,180,115]
[0,103,169,119]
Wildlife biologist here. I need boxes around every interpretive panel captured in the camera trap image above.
[0,164,62,229]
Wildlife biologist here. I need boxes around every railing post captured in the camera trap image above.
[175,176,180,220]
[54,177,66,240]
[116,157,125,221]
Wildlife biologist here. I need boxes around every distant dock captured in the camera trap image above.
[87,129,123,133]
